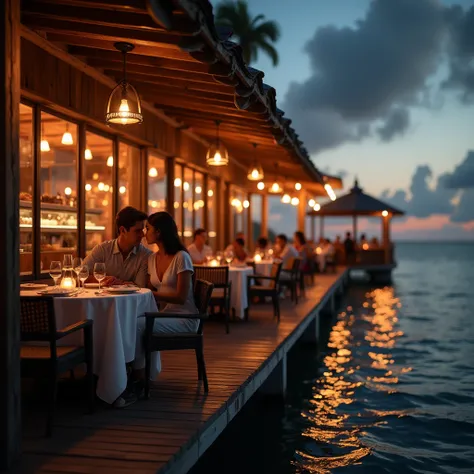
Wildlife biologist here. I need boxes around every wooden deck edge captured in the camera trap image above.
[159,269,349,474]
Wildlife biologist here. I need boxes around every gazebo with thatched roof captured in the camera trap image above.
[307,179,405,274]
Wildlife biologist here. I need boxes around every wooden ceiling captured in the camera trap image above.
[20,0,343,195]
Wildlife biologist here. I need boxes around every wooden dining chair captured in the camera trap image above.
[279,257,302,303]
[143,279,214,397]
[246,261,283,321]
[20,296,94,437]
[194,265,232,333]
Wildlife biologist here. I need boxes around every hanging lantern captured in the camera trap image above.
[105,42,143,126]
[269,181,282,193]
[61,123,73,145]
[85,149,93,160]
[295,182,302,191]
[206,120,229,166]
[247,143,264,181]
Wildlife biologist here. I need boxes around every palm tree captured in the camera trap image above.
[215,0,281,66]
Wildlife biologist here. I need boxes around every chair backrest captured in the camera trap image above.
[194,265,229,287]
[20,296,57,343]
[193,279,214,334]
[269,261,283,289]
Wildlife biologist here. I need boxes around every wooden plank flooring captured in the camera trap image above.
[15,269,347,474]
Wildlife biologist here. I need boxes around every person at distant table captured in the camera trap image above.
[187,228,212,264]
[225,232,249,261]
[344,231,356,264]
[274,234,299,270]
[83,206,152,288]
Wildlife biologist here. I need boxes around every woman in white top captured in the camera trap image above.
[144,211,198,333]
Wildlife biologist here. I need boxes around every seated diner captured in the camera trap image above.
[187,228,213,264]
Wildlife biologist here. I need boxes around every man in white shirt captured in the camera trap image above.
[274,234,299,270]
[187,228,212,264]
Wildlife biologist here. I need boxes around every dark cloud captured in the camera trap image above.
[283,0,446,153]
[444,150,474,188]
[376,108,410,141]
[451,189,474,222]
[443,5,474,103]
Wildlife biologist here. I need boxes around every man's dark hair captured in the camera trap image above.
[257,236,268,248]
[194,228,206,240]
[277,234,288,244]
[116,206,147,234]
[235,237,245,247]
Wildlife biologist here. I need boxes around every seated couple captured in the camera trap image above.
[84,207,197,408]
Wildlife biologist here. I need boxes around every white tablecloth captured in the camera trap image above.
[228,266,253,319]
[254,260,273,277]
[21,288,159,404]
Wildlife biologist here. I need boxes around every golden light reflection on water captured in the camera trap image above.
[294,287,408,474]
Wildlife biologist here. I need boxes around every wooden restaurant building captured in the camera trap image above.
[1,0,342,467]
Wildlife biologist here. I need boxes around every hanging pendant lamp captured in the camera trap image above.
[40,124,50,152]
[247,143,264,181]
[61,123,73,145]
[106,42,143,125]
[206,120,229,166]
[268,163,282,193]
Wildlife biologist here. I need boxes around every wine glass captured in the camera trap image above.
[216,251,223,265]
[78,264,89,289]
[224,249,234,265]
[93,262,106,293]
[49,261,62,289]
[73,257,83,284]
[63,254,73,269]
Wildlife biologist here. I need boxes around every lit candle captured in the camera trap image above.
[254,253,262,263]
[362,243,369,250]
[60,277,76,289]
[316,247,322,255]
[210,259,219,267]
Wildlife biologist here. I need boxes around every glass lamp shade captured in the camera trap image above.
[61,131,73,145]
[85,148,93,160]
[247,163,264,181]
[206,142,229,166]
[269,181,282,193]
[106,82,143,125]
[40,139,50,152]
[281,193,291,204]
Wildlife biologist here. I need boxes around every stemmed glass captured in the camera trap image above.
[63,254,73,269]
[73,257,83,285]
[216,251,223,265]
[224,249,234,265]
[93,263,106,293]
[49,261,62,289]
[78,264,89,289]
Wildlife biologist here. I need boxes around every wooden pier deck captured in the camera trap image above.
[16,269,347,474]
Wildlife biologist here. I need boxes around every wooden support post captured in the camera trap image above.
[246,193,253,250]
[165,156,175,217]
[382,215,391,264]
[223,182,231,246]
[260,354,287,398]
[0,0,21,468]
[215,178,225,250]
[77,123,86,258]
[203,173,209,232]
[140,147,148,212]
[261,194,268,238]
[297,190,306,232]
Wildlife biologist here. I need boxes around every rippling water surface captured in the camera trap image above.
[191,242,474,474]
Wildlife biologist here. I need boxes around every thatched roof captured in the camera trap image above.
[307,180,405,216]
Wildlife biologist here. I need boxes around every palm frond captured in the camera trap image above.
[254,21,281,42]
[254,38,279,66]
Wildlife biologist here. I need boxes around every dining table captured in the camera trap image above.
[20,287,159,405]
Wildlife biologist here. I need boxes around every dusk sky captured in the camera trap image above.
[216,0,474,240]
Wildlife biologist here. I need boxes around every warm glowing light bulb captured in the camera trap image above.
[85,183,92,192]
[308,199,316,208]
[271,182,280,193]
[64,187,72,196]
[281,194,291,204]
[85,149,93,160]
[195,186,202,194]
[148,167,158,178]
[257,182,265,191]
[119,185,126,194]
[40,139,50,152]
[174,178,182,187]
[102,199,109,206]
[92,173,99,180]
[213,151,222,163]
[207,189,214,197]
[107,156,113,167]
[98,182,105,191]
[183,181,190,191]
[291,197,299,206]
[104,184,110,192]
[174,201,179,209]
[243,200,250,209]
[119,99,130,125]
[61,131,73,146]
[313,203,321,211]
[295,182,302,191]
[251,169,259,179]
[382,210,388,217]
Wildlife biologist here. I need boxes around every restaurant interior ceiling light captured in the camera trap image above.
[269,181,281,193]
[247,143,264,181]
[313,203,321,211]
[64,187,72,196]
[257,181,265,191]
[85,148,93,160]
[174,178,182,187]
[85,183,92,192]
[206,120,229,166]
[148,167,158,178]
[183,181,190,191]
[107,156,114,167]
[106,42,143,126]
[40,139,50,152]
[207,189,214,197]
[281,193,291,204]
[291,197,299,206]
[195,186,202,194]
[295,182,302,191]
[308,198,316,208]
[61,124,74,145]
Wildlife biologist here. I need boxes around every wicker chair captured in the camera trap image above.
[20,296,94,437]
[279,257,302,303]
[144,279,214,396]
[246,261,283,321]
[194,265,232,333]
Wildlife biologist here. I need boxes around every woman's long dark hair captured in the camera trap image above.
[294,231,306,245]
[148,212,188,255]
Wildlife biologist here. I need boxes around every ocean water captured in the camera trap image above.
[191,242,474,474]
